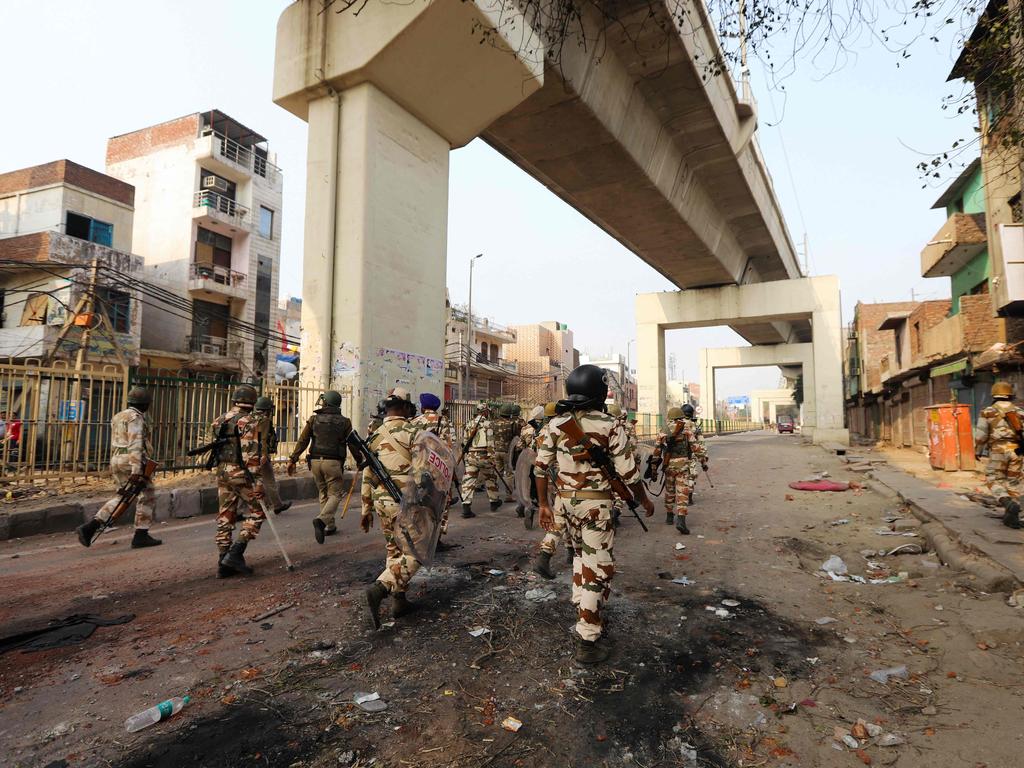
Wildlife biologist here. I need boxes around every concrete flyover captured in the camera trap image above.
[749,388,798,425]
[637,276,848,445]
[273,0,810,428]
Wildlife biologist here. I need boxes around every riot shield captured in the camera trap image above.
[513,447,556,511]
[396,431,456,566]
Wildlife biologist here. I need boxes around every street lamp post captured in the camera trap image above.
[626,338,636,374]
[464,253,483,401]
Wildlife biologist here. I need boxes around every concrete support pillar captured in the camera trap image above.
[699,349,715,420]
[637,322,665,417]
[810,307,846,442]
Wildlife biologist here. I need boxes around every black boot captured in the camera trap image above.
[665,511,674,525]
[76,518,102,548]
[392,592,415,618]
[313,518,327,544]
[489,500,501,511]
[217,548,234,579]
[131,529,162,548]
[532,551,555,579]
[462,502,476,519]
[675,515,690,535]
[515,503,526,518]
[525,506,536,530]
[435,538,456,552]
[220,540,253,575]
[574,635,610,665]
[365,581,388,630]
[274,501,292,514]
[1001,497,1022,529]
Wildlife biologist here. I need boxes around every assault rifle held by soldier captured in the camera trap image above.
[644,418,686,481]
[347,430,403,504]
[83,459,160,545]
[557,416,649,532]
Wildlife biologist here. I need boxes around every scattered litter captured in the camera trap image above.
[672,577,695,586]
[45,722,73,740]
[501,716,523,732]
[815,617,837,625]
[486,569,505,576]
[524,588,556,602]
[806,657,820,665]
[878,733,906,747]
[829,518,851,526]
[921,705,937,716]
[713,608,732,619]
[789,480,857,492]
[250,602,295,623]
[1007,589,1024,608]
[869,665,909,684]
[721,599,740,607]
[851,721,868,739]
[381,621,395,629]
[675,543,686,550]
[697,535,705,539]
[885,543,923,556]
[468,627,491,637]
[240,667,261,680]
[821,555,848,576]
[353,691,387,712]
[773,677,788,688]
[864,721,883,738]
[443,690,455,696]
[874,528,919,537]
[0,613,135,654]
[124,696,190,733]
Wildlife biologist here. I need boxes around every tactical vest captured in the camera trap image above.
[310,408,351,460]
[215,411,246,465]
[663,423,691,459]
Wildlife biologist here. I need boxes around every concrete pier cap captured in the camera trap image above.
[636,276,849,445]
[273,0,542,430]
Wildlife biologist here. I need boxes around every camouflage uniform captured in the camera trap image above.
[975,400,1024,499]
[491,415,519,500]
[535,423,570,556]
[412,408,453,534]
[654,418,707,523]
[210,406,270,549]
[535,411,639,642]
[460,414,498,502]
[363,416,423,594]
[256,412,284,510]
[684,418,706,494]
[96,407,155,529]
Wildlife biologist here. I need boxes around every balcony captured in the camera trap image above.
[920,212,987,278]
[188,264,247,303]
[449,308,517,343]
[187,334,244,360]
[192,190,250,235]
[197,130,282,186]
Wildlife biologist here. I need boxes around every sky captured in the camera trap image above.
[1,0,979,399]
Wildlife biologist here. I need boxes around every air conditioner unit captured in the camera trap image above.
[202,175,229,193]
[200,343,221,355]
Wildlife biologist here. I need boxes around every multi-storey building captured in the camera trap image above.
[106,110,283,378]
[443,294,518,401]
[503,321,575,405]
[580,353,637,411]
[0,160,142,364]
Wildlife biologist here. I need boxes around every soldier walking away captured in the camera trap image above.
[211,385,271,577]
[288,390,353,544]
[682,403,704,506]
[535,365,654,664]
[649,406,707,535]
[362,388,424,629]
[492,403,520,508]
[974,380,1024,528]
[412,393,455,550]
[254,396,291,514]
[76,387,161,549]
[460,403,499,518]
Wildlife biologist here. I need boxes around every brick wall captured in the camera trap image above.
[106,114,199,166]
[960,293,1008,351]
[854,301,919,392]
[0,232,51,262]
[0,160,134,207]
[907,299,952,363]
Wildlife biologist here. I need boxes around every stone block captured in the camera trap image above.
[8,508,47,539]
[45,503,86,533]
[171,489,201,519]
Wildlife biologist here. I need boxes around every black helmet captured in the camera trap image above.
[254,396,273,412]
[322,390,342,407]
[232,384,258,406]
[560,364,608,411]
[682,403,695,419]
[127,386,151,409]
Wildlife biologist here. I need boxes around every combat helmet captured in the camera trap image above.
[992,381,1014,400]
[543,402,558,418]
[681,403,695,419]
[667,406,684,421]
[559,364,608,412]
[127,386,152,410]
[254,396,274,412]
[321,390,343,407]
[232,384,258,406]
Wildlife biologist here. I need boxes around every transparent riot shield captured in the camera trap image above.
[396,431,456,566]
[513,446,536,511]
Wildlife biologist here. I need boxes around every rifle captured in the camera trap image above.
[89,459,160,543]
[347,430,403,505]
[645,419,686,481]
[556,415,649,532]
[457,417,483,466]
[1005,409,1024,457]
[188,420,232,470]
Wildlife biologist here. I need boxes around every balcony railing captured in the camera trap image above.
[193,190,249,229]
[201,129,282,183]
[449,308,517,342]
[190,263,246,287]
[920,212,987,278]
[186,334,244,359]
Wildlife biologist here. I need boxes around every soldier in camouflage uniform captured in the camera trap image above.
[682,403,704,506]
[76,387,161,549]
[651,406,707,535]
[254,396,291,514]
[412,392,455,550]
[535,366,653,664]
[288,390,352,543]
[211,385,272,577]
[492,403,520,508]
[367,400,386,435]
[974,380,1024,528]
[362,388,425,629]
[460,403,499,518]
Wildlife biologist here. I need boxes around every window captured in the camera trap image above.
[20,293,49,325]
[66,212,113,246]
[259,206,274,239]
[96,287,131,333]
[195,226,232,270]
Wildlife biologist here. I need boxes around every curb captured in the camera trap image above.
[0,474,336,542]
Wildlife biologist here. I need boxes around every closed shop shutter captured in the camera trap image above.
[911,383,930,446]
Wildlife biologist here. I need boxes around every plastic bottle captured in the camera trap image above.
[124,696,191,733]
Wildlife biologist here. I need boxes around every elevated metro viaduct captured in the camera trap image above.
[272,0,844,441]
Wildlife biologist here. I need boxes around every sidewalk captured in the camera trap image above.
[0,470,327,541]
[837,443,1024,592]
